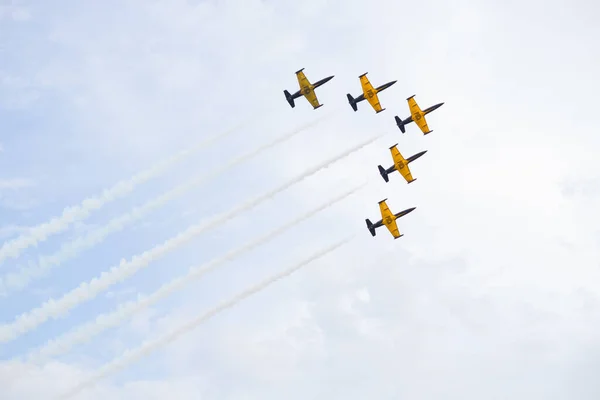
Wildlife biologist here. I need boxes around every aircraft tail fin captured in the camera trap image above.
[377,165,389,183]
[284,90,295,108]
[395,116,406,133]
[347,94,358,112]
[365,219,376,237]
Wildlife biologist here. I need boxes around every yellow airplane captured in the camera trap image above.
[377,144,427,184]
[394,95,444,134]
[283,68,334,110]
[366,199,416,239]
[347,72,397,113]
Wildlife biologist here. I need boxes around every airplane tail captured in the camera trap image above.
[395,116,406,133]
[347,94,358,112]
[283,90,295,108]
[377,165,389,183]
[313,104,324,110]
[365,219,376,237]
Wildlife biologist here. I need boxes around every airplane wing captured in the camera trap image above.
[389,146,414,183]
[296,69,310,88]
[302,89,320,108]
[389,145,402,160]
[360,74,383,113]
[408,97,430,134]
[296,70,320,108]
[379,199,401,238]
[400,166,414,183]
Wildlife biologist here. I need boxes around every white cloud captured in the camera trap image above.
[0,178,35,190]
[0,4,30,22]
[1,0,600,399]
[356,288,370,304]
[0,224,29,240]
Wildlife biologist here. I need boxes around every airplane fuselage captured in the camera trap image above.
[362,80,396,101]
[423,102,444,115]
[298,75,334,96]
[412,102,444,120]
[374,80,397,93]
[405,150,427,164]
[312,75,334,89]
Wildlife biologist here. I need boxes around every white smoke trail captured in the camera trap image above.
[25,184,364,362]
[0,113,334,296]
[56,235,354,400]
[0,123,243,267]
[0,132,382,343]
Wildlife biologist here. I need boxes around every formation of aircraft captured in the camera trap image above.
[283,68,444,239]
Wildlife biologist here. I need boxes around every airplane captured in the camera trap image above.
[347,72,397,113]
[283,68,334,110]
[394,95,444,134]
[365,199,416,239]
[378,144,427,184]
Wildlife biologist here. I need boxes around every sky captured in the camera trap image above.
[1,0,600,398]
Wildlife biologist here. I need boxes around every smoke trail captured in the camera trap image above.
[56,235,354,400]
[25,184,363,362]
[0,123,243,267]
[0,113,334,296]
[0,132,382,343]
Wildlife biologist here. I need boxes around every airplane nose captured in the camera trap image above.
[407,150,427,163]
[376,80,397,92]
[406,207,416,214]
